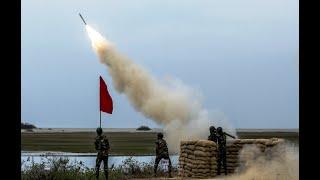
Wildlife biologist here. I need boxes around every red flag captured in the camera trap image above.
[100,76,113,114]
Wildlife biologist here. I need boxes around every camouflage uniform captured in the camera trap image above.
[154,138,172,177]
[95,134,110,180]
[208,126,218,143]
[216,133,227,175]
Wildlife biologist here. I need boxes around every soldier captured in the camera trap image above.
[94,127,110,180]
[208,126,217,143]
[216,127,236,175]
[154,132,173,178]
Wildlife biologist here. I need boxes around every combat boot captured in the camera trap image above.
[168,167,173,178]
[95,168,100,179]
[104,170,108,180]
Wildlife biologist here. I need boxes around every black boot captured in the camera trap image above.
[217,166,221,175]
[154,163,158,177]
[104,170,108,180]
[168,165,173,178]
[95,167,100,179]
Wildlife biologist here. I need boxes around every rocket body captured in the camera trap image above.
[79,13,87,25]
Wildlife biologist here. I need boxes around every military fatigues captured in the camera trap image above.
[216,133,227,175]
[154,139,172,176]
[208,132,218,143]
[94,135,110,179]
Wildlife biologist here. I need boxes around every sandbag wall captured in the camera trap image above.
[178,140,218,178]
[178,138,284,178]
[224,138,284,174]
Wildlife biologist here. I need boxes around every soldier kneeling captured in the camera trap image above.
[154,132,173,178]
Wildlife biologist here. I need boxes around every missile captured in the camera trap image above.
[79,13,87,25]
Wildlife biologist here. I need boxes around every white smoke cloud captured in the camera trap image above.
[85,25,236,152]
[227,142,299,180]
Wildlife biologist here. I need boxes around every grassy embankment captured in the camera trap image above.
[22,131,158,155]
[21,129,299,155]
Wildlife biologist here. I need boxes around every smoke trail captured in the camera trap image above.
[85,25,236,152]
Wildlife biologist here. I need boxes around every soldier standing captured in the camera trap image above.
[94,128,110,180]
[208,126,217,143]
[154,132,173,178]
[216,127,236,175]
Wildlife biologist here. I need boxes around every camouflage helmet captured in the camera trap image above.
[96,127,103,135]
[157,132,164,139]
[217,127,223,134]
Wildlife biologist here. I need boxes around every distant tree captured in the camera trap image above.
[136,125,151,131]
[21,122,36,129]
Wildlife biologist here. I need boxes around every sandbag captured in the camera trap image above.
[185,166,192,171]
[184,149,194,155]
[192,168,211,173]
[180,153,187,158]
[186,145,195,150]
[187,154,195,159]
[227,159,239,163]
[194,164,211,169]
[227,144,243,149]
[180,141,189,146]
[185,162,193,167]
[194,150,212,157]
[227,148,241,152]
[193,175,211,179]
[195,156,211,161]
[227,164,240,168]
[255,139,269,144]
[187,140,197,145]
[235,139,254,144]
[195,146,214,152]
[185,158,194,164]
[193,159,210,165]
[193,173,210,177]
[195,140,216,147]
[227,151,239,155]
[226,154,239,159]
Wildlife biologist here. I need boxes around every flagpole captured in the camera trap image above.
[99,76,101,128]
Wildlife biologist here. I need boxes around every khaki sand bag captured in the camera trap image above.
[187,145,195,150]
[179,138,283,178]
[195,146,216,152]
[195,140,216,147]
[194,150,212,157]
[194,156,213,161]
[184,149,194,155]
[187,154,195,159]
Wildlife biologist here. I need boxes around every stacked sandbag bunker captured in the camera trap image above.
[224,138,285,174]
[178,140,218,178]
[178,138,284,178]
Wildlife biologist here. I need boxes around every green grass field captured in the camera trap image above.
[22,131,158,155]
[21,128,298,155]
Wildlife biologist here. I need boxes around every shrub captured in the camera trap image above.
[21,156,177,180]
[21,122,36,129]
[136,126,151,131]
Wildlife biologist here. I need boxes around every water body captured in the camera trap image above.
[21,151,179,170]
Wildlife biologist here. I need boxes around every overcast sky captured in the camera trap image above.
[22,0,298,128]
